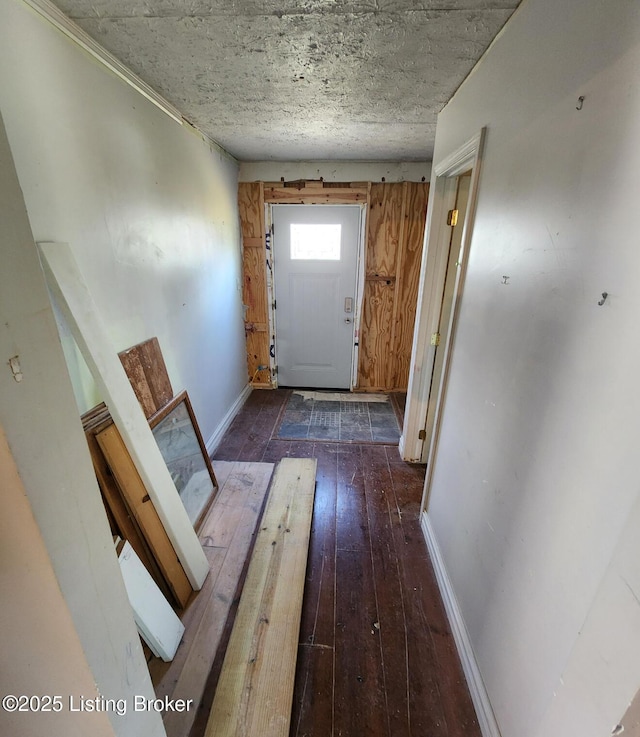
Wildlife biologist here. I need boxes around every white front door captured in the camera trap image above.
[272,204,361,388]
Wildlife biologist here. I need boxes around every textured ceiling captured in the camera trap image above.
[53,0,521,161]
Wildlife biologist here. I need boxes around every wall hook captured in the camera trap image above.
[576,95,585,110]
[502,275,510,285]
[598,291,608,306]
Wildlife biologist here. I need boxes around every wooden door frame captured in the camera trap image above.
[401,129,486,467]
[267,202,368,389]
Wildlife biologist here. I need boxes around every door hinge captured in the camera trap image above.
[272,300,276,310]
[447,209,459,226]
[430,332,441,346]
[418,429,427,440]
[273,365,278,375]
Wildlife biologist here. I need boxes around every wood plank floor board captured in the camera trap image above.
[402,557,480,737]
[205,458,317,737]
[209,460,235,491]
[262,439,295,463]
[207,389,482,737]
[363,473,412,737]
[334,548,388,737]
[300,445,337,647]
[336,446,370,553]
[290,644,334,737]
[289,443,337,737]
[238,436,271,463]
[199,464,268,550]
[363,450,456,737]
[305,443,338,646]
[213,434,247,463]
[149,544,228,698]
[147,461,274,737]
[286,439,318,458]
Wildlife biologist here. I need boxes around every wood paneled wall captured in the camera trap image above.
[359,182,430,390]
[238,180,429,391]
[238,182,272,388]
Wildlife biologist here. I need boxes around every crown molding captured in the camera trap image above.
[22,0,185,125]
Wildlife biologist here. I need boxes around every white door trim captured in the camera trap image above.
[401,129,486,465]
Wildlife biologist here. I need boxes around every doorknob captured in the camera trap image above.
[344,317,352,324]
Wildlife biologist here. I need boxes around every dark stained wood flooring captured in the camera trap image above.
[211,389,481,737]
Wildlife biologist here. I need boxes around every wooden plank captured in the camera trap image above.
[80,401,111,431]
[96,423,193,609]
[393,182,430,389]
[205,457,317,737]
[199,462,272,551]
[357,279,396,390]
[387,182,408,390]
[148,462,254,691]
[139,337,173,409]
[357,182,405,390]
[366,182,404,276]
[158,462,275,737]
[118,348,157,417]
[264,187,367,204]
[85,427,174,604]
[239,182,270,384]
[210,459,235,489]
[243,245,268,325]
[245,330,271,382]
[334,549,388,737]
[238,182,264,239]
[118,337,173,418]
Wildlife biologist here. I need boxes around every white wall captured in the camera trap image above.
[0,0,247,446]
[0,110,161,737]
[0,423,116,737]
[239,160,431,183]
[424,1,640,735]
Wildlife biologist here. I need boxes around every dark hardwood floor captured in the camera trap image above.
[212,389,481,737]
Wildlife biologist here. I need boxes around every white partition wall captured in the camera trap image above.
[0,110,162,737]
[0,2,248,736]
[0,0,247,445]
[420,2,640,736]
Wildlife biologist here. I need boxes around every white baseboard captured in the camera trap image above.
[420,512,502,737]
[205,383,252,456]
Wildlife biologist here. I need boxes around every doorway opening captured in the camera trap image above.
[401,130,485,490]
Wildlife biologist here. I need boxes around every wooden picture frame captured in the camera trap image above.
[149,390,218,531]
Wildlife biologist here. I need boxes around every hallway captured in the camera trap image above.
[212,389,480,737]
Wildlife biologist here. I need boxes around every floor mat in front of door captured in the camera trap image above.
[275,391,401,444]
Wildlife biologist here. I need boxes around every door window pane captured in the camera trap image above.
[290,224,341,260]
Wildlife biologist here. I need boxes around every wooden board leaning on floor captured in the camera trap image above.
[96,423,193,609]
[118,336,173,419]
[83,403,175,605]
[151,461,275,737]
[205,457,317,737]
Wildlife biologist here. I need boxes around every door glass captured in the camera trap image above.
[290,223,341,260]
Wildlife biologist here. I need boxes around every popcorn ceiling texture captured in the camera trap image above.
[53,0,520,160]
